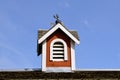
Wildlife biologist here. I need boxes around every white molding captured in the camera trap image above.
[42,40,46,71]
[71,40,76,70]
[38,23,80,44]
[50,38,68,61]
[46,67,71,72]
[76,69,120,71]
[0,68,41,72]
[3,68,120,72]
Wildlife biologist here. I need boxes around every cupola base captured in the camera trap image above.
[43,67,73,73]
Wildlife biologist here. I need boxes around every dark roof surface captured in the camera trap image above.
[38,30,79,41]
[0,70,120,79]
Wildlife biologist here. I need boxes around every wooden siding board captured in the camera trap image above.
[46,29,71,67]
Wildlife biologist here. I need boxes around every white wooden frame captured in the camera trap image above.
[42,40,46,71]
[71,40,76,70]
[50,38,68,61]
[46,67,71,72]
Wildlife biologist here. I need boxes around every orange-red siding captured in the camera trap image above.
[46,29,71,67]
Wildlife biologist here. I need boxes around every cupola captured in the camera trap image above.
[37,15,80,72]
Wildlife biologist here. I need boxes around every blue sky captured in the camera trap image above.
[0,0,120,69]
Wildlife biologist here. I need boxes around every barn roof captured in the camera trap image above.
[0,70,120,79]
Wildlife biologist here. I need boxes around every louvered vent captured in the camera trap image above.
[53,42,64,60]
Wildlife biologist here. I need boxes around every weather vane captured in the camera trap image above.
[53,14,61,24]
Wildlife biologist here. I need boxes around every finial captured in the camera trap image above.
[53,14,61,24]
[54,14,59,20]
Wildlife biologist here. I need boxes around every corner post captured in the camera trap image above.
[71,40,76,71]
[42,40,46,71]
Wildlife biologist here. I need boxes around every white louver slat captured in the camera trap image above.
[52,42,64,60]
[50,39,68,61]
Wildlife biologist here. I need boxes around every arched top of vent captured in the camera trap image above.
[50,39,68,61]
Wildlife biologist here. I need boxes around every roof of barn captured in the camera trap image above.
[0,70,120,79]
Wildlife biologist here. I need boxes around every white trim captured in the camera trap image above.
[50,38,68,61]
[46,67,71,72]
[38,23,80,44]
[0,68,41,72]
[76,69,120,71]
[71,40,76,70]
[2,68,120,72]
[42,40,46,71]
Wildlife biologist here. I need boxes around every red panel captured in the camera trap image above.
[46,29,71,67]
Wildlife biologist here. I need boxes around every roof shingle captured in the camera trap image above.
[38,30,79,41]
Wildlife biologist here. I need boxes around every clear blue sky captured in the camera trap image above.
[0,0,120,69]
